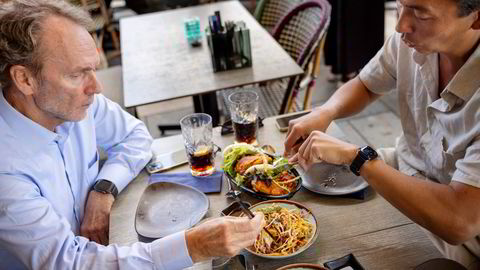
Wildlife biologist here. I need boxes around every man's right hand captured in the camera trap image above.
[185,213,265,262]
[284,107,336,157]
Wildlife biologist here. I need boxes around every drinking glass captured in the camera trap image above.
[180,113,216,176]
[227,90,259,145]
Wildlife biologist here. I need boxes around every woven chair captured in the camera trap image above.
[223,0,331,119]
[69,0,120,61]
[254,0,305,34]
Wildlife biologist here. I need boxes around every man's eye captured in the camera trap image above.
[414,11,431,20]
[70,73,82,79]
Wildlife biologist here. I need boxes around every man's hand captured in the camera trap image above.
[185,213,265,262]
[289,130,358,171]
[284,107,336,157]
[80,190,115,245]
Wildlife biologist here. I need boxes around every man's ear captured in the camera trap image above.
[471,10,480,30]
[9,65,37,96]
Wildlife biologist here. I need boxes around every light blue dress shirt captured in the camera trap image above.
[0,91,194,269]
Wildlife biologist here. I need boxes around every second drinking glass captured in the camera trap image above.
[227,90,259,145]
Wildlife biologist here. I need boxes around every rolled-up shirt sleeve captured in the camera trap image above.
[359,33,399,95]
[0,175,194,270]
[92,94,153,192]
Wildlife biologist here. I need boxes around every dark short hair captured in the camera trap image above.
[456,0,480,16]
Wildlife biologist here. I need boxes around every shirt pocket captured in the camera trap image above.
[86,151,99,185]
[422,131,463,184]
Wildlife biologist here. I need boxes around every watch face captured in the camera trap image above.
[361,146,378,159]
[94,180,117,197]
[96,180,111,191]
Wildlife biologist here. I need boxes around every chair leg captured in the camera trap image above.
[107,25,121,51]
[303,37,326,110]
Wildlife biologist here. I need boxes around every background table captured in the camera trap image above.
[120,0,303,125]
[109,115,442,269]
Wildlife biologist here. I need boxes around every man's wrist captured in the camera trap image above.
[349,146,378,176]
[91,190,115,202]
[185,228,208,263]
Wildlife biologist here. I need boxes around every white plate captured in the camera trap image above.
[135,182,209,238]
[297,163,368,195]
[245,200,318,259]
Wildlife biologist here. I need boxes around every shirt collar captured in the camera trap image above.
[442,42,480,102]
[0,90,63,151]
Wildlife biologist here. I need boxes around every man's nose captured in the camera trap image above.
[86,71,102,95]
[395,8,414,34]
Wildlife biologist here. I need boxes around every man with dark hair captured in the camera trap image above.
[457,0,480,16]
[285,0,480,268]
[0,0,263,269]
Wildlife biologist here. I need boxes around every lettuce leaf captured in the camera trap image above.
[223,145,258,177]
[235,174,245,186]
[272,157,294,175]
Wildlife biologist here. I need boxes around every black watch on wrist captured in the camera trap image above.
[350,146,378,176]
[93,179,118,198]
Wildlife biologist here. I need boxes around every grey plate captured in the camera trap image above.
[135,182,209,238]
[297,163,369,195]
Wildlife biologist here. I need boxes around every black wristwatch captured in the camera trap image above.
[93,179,118,198]
[350,146,378,176]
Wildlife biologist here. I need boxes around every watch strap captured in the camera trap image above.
[350,146,378,176]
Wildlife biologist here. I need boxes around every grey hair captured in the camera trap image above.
[456,0,480,16]
[0,0,92,89]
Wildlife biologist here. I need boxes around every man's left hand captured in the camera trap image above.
[80,190,115,245]
[289,130,358,170]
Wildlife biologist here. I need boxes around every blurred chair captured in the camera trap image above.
[254,0,305,34]
[124,0,199,14]
[223,0,331,119]
[69,0,120,61]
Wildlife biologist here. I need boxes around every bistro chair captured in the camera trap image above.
[254,0,305,34]
[223,0,331,119]
[69,0,121,61]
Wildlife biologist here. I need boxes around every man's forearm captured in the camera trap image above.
[361,159,479,244]
[318,77,379,120]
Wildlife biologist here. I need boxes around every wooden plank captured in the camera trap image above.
[120,1,303,108]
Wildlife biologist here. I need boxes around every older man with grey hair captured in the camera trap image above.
[0,1,264,269]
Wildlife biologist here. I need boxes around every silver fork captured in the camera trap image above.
[225,174,242,198]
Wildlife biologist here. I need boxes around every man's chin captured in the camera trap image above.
[66,110,89,122]
[413,47,432,55]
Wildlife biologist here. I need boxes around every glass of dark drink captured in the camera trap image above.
[228,90,259,145]
[180,113,216,176]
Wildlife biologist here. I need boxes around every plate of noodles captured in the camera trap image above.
[244,200,318,259]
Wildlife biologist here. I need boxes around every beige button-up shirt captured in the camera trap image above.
[359,32,480,188]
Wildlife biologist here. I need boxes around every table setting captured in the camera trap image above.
[109,88,442,269]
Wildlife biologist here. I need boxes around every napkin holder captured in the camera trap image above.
[184,17,202,46]
[205,12,252,72]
